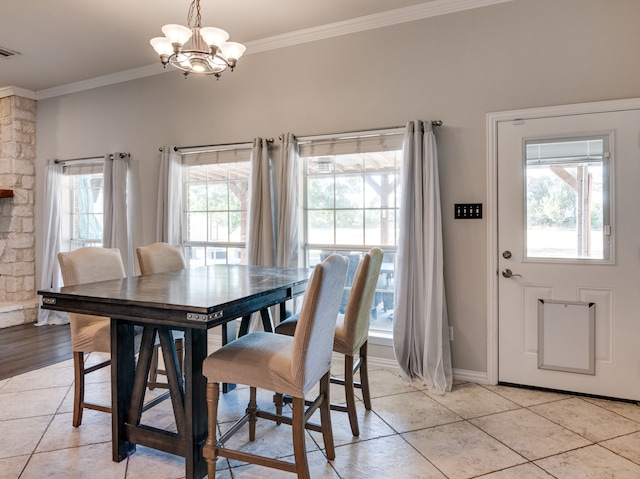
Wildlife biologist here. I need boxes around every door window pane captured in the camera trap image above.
[525,137,610,260]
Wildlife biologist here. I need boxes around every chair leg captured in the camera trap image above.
[148,345,160,390]
[175,337,184,375]
[248,387,258,441]
[359,341,372,411]
[204,382,220,479]
[291,396,311,479]
[319,372,336,460]
[343,354,360,437]
[72,351,85,427]
[273,392,284,423]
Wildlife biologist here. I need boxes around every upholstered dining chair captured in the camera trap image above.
[135,242,186,389]
[275,247,383,436]
[58,247,134,427]
[202,254,349,479]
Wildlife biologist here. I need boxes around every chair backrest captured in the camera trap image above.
[58,247,126,286]
[291,254,348,394]
[136,242,186,275]
[57,247,126,353]
[338,247,384,353]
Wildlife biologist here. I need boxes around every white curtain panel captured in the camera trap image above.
[247,138,276,331]
[36,160,69,325]
[275,133,301,269]
[274,133,302,322]
[393,120,452,394]
[156,147,183,244]
[103,153,132,274]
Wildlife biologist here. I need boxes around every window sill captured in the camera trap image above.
[369,330,393,347]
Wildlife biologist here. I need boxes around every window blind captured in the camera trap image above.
[181,144,253,166]
[298,131,404,157]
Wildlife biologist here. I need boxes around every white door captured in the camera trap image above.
[498,109,640,401]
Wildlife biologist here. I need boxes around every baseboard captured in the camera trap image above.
[367,355,400,371]
[452,368,490,384]
[207,330,492,386]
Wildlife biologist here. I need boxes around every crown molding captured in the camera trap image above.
[36,64,166,100]
[0,86,36,100]
[35,0,514,99]
[247,0,513,54]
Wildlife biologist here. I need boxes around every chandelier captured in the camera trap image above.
[150,0,246,78]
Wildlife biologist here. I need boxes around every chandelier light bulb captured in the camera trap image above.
[190,58,207,73]
[219,42,246,62]
[161,24,192,47]
[150,37,173,64]
[199,27,229,48]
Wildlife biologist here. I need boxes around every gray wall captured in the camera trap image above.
[35,0,640,375]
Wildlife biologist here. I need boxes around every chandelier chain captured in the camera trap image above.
[187,0,202,28]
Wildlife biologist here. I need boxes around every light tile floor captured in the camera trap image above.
[3,352,640,479]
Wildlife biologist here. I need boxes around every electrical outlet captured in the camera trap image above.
[449,326,454,341]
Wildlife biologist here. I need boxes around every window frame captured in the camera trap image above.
[180,144,253,268]
[60,160,105,252]
[523,134,612,263]
[298,129,404,336]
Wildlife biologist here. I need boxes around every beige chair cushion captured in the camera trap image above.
[70,315,111,353]
[58,247,126,354]
[203,254,348,398]
[334,248,383,355]
[276,248,384,357]
[203,332,295,394]
[136,242,186,275]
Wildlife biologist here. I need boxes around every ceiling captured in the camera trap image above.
[0,0,507,95]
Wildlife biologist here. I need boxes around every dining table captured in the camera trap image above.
[38,264,310,479]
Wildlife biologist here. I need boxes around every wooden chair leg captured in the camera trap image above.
[291,396,311,479]
[273,392,285,422]
[248,387,258,441]
[204,382,220,479]
[343,354,359,436]
[319,372,336,460]
[175,337,184,375]
[148,344,160,390]
[359,341,372,410]
[72,351,85,427]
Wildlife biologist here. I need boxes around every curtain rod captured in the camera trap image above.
[287,120,442,142]
[54,153,130,164]
[161,121,443,151]
[165,139,274,152]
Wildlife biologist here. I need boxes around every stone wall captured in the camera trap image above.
[0,95,38,327]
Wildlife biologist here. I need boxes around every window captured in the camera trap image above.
[299,130,404,334]
[525,136,611,261]
[181,146,252,267]
[61,161,104,251]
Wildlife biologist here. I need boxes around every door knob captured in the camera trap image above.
[502,268,522,278]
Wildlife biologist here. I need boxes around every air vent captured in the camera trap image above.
[0,46,20,59]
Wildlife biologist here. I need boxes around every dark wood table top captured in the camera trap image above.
[38,264,310,329]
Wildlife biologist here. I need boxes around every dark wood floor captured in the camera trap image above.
[0,323,72,381]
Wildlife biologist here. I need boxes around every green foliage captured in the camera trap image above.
[526,167,603,229]
[527,174,576,228]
